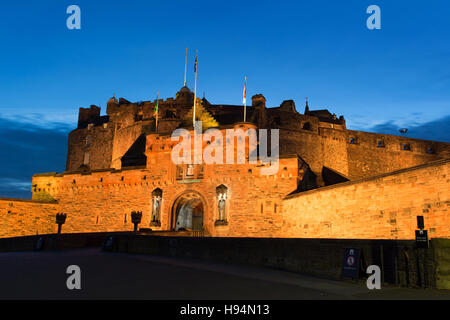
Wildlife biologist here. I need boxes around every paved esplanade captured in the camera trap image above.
[0,248,449,300]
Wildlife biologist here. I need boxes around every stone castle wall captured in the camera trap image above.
[281,159,450,239]
[66,124,114,172]
[0,145,299,238]
[279,126,449,184]
[1,158,448,240]
[0,199,58,238]
[345,129,449,180]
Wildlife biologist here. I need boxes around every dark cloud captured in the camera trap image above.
[367,115,450,143]
[0,116,71,199]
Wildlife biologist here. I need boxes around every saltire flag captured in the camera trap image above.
[194,55,197,73]
[153,92,159,117]
[243,76,247,105]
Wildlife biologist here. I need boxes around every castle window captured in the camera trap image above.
[274,117,281,127]
[83,152,90,165]
[349,137,357,144]
[197,165,204,179]
[135,114,143,122]
[402,143,411,151]
[377,140,385,148]
[302,122,312,131]
[427,147,435,154]
[274,203,278,213]
[186,164,194,178]
[176,165,183,180]
[165,110,176,118]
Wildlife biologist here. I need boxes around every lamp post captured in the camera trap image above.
[55,213,67,234]
[131,211,142,232]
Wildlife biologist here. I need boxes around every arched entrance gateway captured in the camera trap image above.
[171,191,205,232]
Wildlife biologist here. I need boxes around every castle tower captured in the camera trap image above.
[251,94,267,128]
[106,94,119,114]
[175,86,194,106]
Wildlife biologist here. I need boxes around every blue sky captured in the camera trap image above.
[0,0,449,198]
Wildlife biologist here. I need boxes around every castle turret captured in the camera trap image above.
[106,94,119,114]
[77,105,100,129]
[175,86,194,106]
[252,94,267,128]
[304,99,310,115]
[280,100,296,113]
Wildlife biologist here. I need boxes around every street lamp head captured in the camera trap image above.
[55,212,67,225]
[131,211,142,224]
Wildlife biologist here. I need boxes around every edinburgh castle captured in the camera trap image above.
[0,85,449,239]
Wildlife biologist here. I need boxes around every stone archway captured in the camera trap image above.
[171,191,205,231]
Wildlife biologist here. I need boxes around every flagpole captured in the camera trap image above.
[155,91,159,133]
[184,48,188,87]
[243,76,247,122]
[193,49,198,128]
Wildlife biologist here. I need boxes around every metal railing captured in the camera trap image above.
[192,229,204,237]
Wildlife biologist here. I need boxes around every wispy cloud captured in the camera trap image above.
[0,114,69,199]
[0,178,30,190]
[350,114,450,143]
[0,178,31,198]
[0,112,75,132]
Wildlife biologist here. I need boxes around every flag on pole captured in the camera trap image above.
[153,93,159,116]
[243,76,247,105]
[194,54,197,73]
[193,50,198,127]
[154,92,159,132]
[243,76,247,122]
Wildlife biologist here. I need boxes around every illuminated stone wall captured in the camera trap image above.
[0,159,448,239]
[281,159,450,240]
[0,199,58,238]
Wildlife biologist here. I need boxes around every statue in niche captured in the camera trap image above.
[218,193,226,221]
[151,189,162,226]
[215,184,228,226]
[152,196,161,222]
